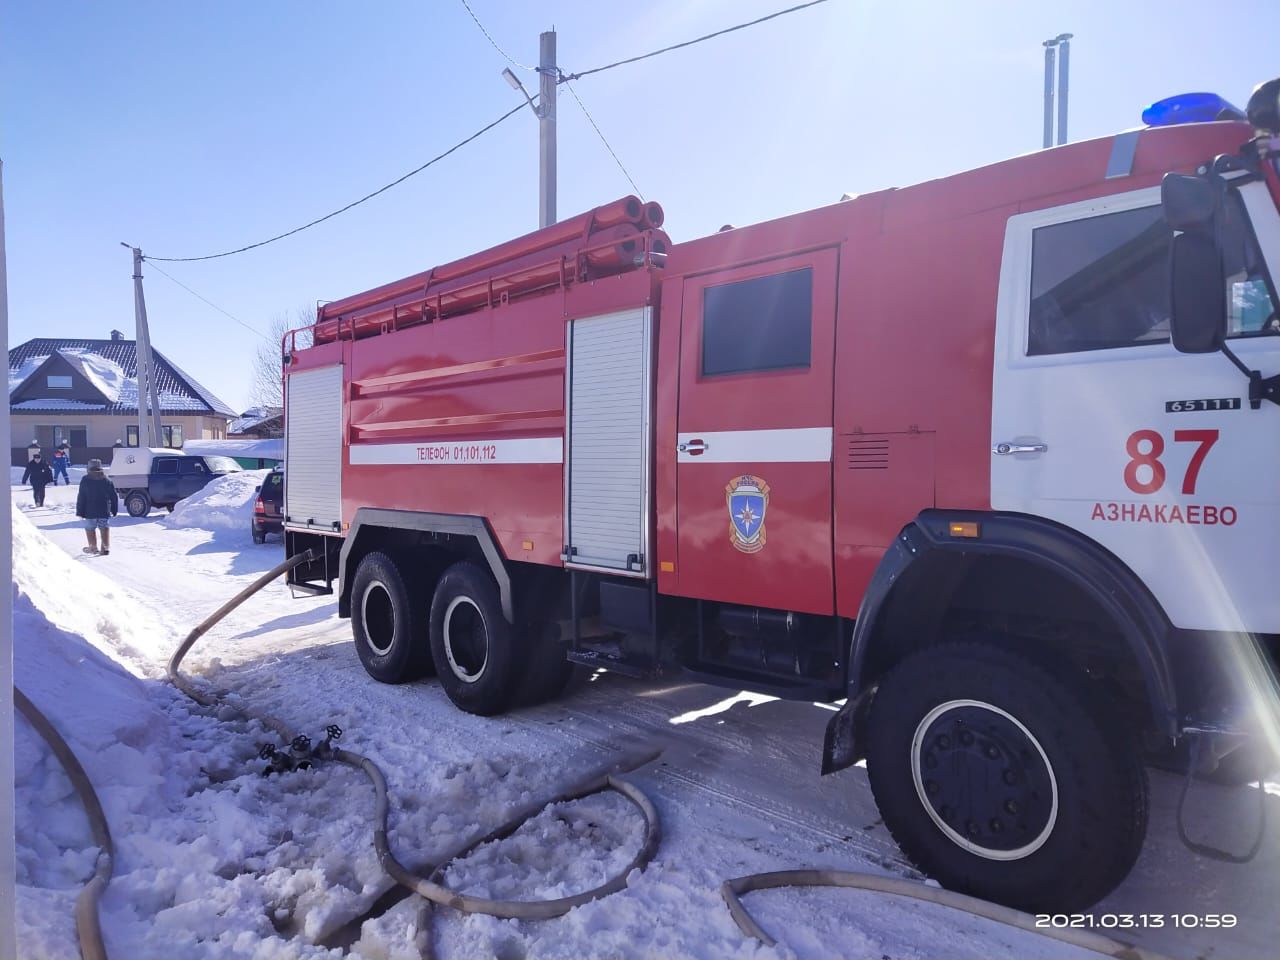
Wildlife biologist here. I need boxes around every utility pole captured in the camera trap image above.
[0,158,18,960]
[538,29,557,228]
[502,28,558,229]
[123,245,164,446]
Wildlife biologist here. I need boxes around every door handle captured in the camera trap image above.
[678,439,707,455]
[992,441,1048,456]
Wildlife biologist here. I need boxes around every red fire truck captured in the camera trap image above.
[283,80,1280,911]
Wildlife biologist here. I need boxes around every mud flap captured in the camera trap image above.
[821,686,875,775]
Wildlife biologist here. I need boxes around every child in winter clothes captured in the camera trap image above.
[76,458,119,555]
[21,453,53,507]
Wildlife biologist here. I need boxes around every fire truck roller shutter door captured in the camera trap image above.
[286,365,343,533]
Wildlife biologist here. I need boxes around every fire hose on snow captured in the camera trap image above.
[166,549,664,950]
[22,546,1181,960]
[13,687,113,960]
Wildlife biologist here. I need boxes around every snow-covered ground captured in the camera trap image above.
[11,480,1280,959]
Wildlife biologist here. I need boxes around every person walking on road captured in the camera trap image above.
[20,452,53,507]
[76,458,118,555]
[51,446,70,485]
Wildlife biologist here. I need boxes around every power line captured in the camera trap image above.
[142,259,272,342]
[563,79,643,199]
[560,0,833,82]
[457,0,536,72]
[146,102,527,262]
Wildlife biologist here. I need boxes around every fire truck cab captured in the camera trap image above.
[283,79,1280,912]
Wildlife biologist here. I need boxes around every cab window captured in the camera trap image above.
[1028,205,1170,355]
[1028,196,1277,355]
[155,459,177,475]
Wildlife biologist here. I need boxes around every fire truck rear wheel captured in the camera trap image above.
[351,551,433,684]
[429,561,522,716]
[865,641,1148,913]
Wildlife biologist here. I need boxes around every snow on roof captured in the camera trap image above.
[12,399,107,411]
[8,338,236,417]
[183,438,283,460]
[229,406,282,434]
[59,349,125,402]
[8,354,48,397]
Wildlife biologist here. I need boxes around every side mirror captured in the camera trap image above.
[254,485,262,493]
[1161,173,1218,231]
[1169,231,1226,354]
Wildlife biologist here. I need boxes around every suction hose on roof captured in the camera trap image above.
[13,686,114,960]
[166,547,662,949]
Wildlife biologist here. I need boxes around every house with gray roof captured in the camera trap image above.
[9,330,235,466]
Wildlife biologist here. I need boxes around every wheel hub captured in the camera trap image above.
[443,596,488,683]
[911,699,1058,861]
[360,582,396,656]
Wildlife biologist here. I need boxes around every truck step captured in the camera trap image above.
[288,582,333,598]
[566,649,660,679]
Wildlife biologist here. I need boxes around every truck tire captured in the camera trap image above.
[865,641,1147,913]
[124,491,151,517]
[351,551,433,684]
[515,621,574,708]
[429,561,523,716]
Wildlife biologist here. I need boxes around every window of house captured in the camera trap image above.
[161,425,184,448]
[52,426,87,448]
[1028,195,1278,355]
[125,426,139,447]
[701,268,813,376]
[47,375,72,390]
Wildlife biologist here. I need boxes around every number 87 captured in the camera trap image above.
[1124,429,1219,496]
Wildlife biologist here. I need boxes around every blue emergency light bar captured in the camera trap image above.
[1143,92,1245,127]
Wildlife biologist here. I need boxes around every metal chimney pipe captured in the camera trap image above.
[1056,33,1073,145]
[1043,40,1058,149]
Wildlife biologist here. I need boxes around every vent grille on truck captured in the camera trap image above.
[845,437,889,470]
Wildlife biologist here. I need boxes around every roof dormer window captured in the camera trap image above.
[47,375,72,390]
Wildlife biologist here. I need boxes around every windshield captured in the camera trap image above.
[204,456,242,474]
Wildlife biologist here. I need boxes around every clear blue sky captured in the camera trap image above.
[4,0,1277,412]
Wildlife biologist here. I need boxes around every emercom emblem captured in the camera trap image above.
[725,475,769,554]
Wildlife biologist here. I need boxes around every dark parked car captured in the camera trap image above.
[116,454,242,517]
[252,467,284,543]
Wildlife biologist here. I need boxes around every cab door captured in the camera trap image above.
[673,249,838,615]
[990,182,1280,633]
[177,458,209,499]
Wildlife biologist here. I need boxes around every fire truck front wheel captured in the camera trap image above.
[429,561,523,716]
[865,641,1148,913]
[351,551,434,684]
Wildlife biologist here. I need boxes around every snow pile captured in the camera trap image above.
[165,470,268,532]
[11,506,167,673]
[61,349,126,402]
